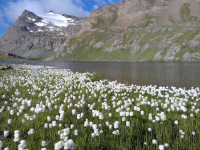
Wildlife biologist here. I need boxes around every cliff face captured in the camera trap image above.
[1,0,200,61]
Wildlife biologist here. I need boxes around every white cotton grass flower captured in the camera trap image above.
[159,145,164,150]
[105,121,109,126]
[164,143,169,147]
[148,128,152,132]
[7,107,10,111]
[47,116,51,121]
[174,120,178,125]
[94,129,99,136]
[64,139,75,150]
[112,130,120,135]
[181,114,187,119]
[4,131,9,137]
[56,115,60,120]
[14,130,20,142]
[144,142,147,145]
[155,116,160,121]
[30,128,34,134]
[72,109,76,115]
[60,133,65,139]
[54,141,64,150]
[92,124,97,130]
[122,117,126,122]
[125,112,129,116]
[18,140,26,149]
[91,133,95,137]
[64,137,68,142]
[84,120,89,127]
[192,131,195,135]
[81,113,84,117]
[74,130,78,136]
[8,119,12,124]
[77,114,81,120]
[4,147,9,150]
[63,128,70,136]
[152,139,157,144]
[14,130,20,134]
[148,114,152,120]
[108,113,112,117]
[10,110,14,115]
[52,121,57,127]
[14,135,20,142]
[70,124,74,129]
[140,111,145,115]
[114,121,119,129]
[126,121,130,127]
[42,141,46,147]
[22,119,25,123]
[89,122,93,127]
[99,114,104,120]
[44,123,48,128]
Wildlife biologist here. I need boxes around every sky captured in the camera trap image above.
[0,0,122,37]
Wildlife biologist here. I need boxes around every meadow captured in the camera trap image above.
[0,64,200,150]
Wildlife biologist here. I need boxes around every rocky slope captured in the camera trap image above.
[0,10,86,58]
[1,0,200,61]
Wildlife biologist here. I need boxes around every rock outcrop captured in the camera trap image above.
[0,66,13,70]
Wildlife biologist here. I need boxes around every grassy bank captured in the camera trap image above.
[0,65,200,149]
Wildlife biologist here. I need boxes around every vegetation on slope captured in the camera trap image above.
[47,25,200,62]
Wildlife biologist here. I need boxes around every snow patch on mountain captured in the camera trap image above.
[35,12,76,27]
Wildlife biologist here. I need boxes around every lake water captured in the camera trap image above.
[1,62,200,89]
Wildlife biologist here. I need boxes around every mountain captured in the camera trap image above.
[0,10,86,58]
[1,0,200,61]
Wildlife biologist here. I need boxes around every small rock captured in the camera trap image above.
[0,66,13,70]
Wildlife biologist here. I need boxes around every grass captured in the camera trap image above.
[168,15,174,25]
[0,65,200,149]
[92,18,105,29]
[110,14,117,26]
[180,3,199,23]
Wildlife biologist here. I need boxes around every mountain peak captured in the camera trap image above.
[48,10,56,15]
[0,10,86,58]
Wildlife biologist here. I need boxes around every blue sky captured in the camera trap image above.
[0,0,122,37]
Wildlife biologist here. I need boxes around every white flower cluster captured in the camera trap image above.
[0,65,200,149]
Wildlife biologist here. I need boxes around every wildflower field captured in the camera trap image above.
[0,64,200,150]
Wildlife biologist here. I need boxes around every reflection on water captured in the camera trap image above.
[1,62,200,89]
